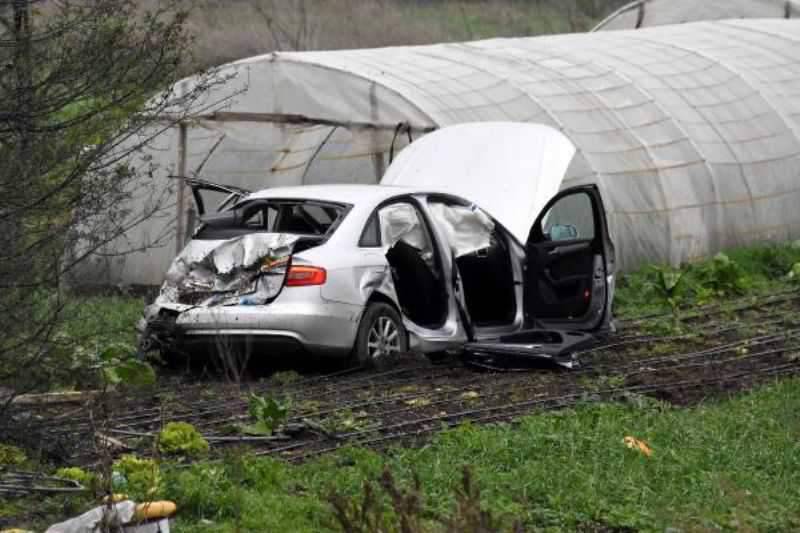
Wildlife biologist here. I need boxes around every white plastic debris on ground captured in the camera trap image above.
[123,518,171,533]
[45,502,135,533]
[45,502,173,533]
[158,233,298,306]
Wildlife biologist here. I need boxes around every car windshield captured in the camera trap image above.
[195,199,350,241]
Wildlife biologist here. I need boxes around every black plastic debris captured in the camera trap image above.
[462,329,596,371]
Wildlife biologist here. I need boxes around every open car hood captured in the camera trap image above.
[381,122,576,244]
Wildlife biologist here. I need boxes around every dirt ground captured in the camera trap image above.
[5,289,800,467]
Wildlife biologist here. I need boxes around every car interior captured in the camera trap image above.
[196,199,348,253]
[524,191,600,322]
[378,202,449,329]
[453,228,517,327]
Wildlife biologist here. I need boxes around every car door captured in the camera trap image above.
[524,184,614,332]
[462,185,614,368]
[177,177,251,238]
[183,177,250,217]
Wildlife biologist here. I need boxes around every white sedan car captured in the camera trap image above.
[139,123,616,367]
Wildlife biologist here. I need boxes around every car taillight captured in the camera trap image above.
[285,265,327,287]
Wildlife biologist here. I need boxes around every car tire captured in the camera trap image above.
[353,302,408,368]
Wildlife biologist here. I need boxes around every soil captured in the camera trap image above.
[4,290,800,467]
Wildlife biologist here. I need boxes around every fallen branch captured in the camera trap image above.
[12,390,98,405]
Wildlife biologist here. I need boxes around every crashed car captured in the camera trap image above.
[138,122,615,367]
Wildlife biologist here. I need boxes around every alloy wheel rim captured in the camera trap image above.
[366,316,401,359]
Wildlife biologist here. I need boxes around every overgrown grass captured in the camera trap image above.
[10,293,147,392]
[159,379,800,532]
[59,294,145,348]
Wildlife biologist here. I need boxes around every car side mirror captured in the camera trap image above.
[549,224,578,241]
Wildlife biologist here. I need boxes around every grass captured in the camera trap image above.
[157,378,800,532]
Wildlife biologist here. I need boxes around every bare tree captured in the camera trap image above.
[0,0,217,412]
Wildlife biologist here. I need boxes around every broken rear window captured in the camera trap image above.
[195,199,350,241]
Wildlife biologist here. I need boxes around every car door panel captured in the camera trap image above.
[181,177,250,216]
[462,185,613,366]
[526,239,594,319]
[524,185,612,331]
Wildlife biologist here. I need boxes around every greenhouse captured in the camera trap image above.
[594,0,798,31]
[93,18,800,286]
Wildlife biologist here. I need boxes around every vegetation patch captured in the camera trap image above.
[113,454,163,500]
[240,394,292,436]
[155,379,800,532]
[0,444,26,466]
[54,467,94,488]
[614,242,800,326]
[158,422,210,458]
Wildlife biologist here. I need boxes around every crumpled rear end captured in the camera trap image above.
[158,233,298,307]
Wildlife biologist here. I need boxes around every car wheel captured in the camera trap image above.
[353,302,408,368]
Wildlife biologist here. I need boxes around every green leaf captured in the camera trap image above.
[659,270,683,293]
[244,393,291,436]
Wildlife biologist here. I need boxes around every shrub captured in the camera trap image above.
[158,422,210,458]
[0,443,26,466]
[692,252,751,298]
[55,466,94,487]
[788,263,800,284]
[113,454,163,499]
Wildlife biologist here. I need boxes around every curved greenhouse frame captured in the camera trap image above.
[91,19,800,285]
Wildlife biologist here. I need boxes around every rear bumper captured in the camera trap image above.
[139,294,363,357]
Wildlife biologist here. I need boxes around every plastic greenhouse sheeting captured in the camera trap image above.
[83,19,800,286]
[595,0,799,32]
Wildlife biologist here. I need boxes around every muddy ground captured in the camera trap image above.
[5,289,800,467]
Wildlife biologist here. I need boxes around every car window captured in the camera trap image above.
[194,199,349,240]
[541,192,595,242]
[359,214,381,247]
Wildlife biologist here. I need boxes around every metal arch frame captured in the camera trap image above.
[593,0,799,33]
[592,0,649,32]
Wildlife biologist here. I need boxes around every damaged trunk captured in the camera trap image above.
[158,233,298,307]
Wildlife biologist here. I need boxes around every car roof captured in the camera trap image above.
[245,184,421,205]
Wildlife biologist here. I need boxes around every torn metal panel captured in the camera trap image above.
[428,203,495,257]
[463,330,596,370]
[158,233,298,307]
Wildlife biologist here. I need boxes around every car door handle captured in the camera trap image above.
[548,242,589,257]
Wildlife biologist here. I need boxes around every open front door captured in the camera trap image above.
[524,184,614,332]
[463,185,614,369]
